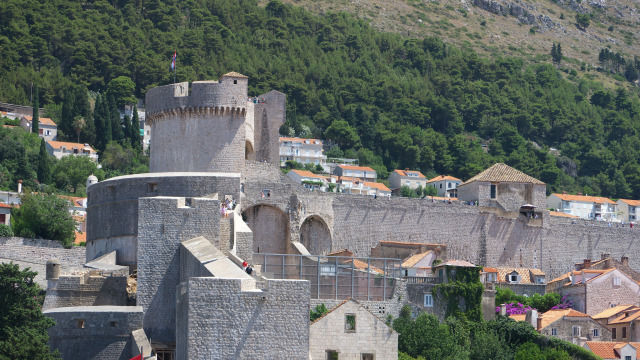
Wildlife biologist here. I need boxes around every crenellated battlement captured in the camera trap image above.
[145,73,249,124]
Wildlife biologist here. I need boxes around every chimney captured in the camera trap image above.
[525,309,539,330]
[17,180,22,194]
[578,192,583,196]
[604,258,611,269]
[562,191,567,195]
[602,253,610,260]
[583,259,591,269]
[537,317,543,331]
[621,256,629,267]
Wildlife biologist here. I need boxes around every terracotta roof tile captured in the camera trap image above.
[551,193,616,205]
[46,141,96,152]
[279,137,323,144]
[402,251,432,268]
[509,314,526,322]
[221,71,248,78]
[618,199,640,206]
[495,267,545,284]
[426,175,461,183]
[0,202,11,209]
[337,165,375,172]
[608,308,640,325]
[289,169,324,179]
[327,249,353,257]
[462,163,544,185]
[538,309,590,330]
[483,267,498,273]
[347,259,384,274]
[586,341,640,359]
[2,125,16,128]
[592,305,636,320]
[394,169,426,179]
[363,181,390,192]
[74,231,86,245]
[21,115,56,126]
[549,211,581,218]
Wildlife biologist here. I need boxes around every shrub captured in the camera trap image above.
[0,224,13,237]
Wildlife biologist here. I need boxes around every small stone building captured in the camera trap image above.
[389,169,427,193]
[309,299,398,360]
[511,309,612,345]
[584,341,640,360]
[457,163,546,212]
[20,115,57,141]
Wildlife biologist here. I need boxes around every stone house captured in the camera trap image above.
[287,169,327,191]
[46,140,98,161]
[547,193,618,221]
[490,267,547,296]
[401,251,436,277]
[309,299,398,360]
[575,256,640,283]
[511,309,612,345]
[389,169,427,194]
[457,163,546,212]
[617,199,640,224]
[333,165,376,182]
[546,268,640,316]
[0,202,10,225]
[607,307,640,343]
[584,341,640,360]
[20,115,57,141]
[279,137,327,170]
[426,175,462,198]
[593,305,638,328]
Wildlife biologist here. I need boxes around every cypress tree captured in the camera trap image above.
[108,95,123,142]
[130,106,142,151]
[37,139,51,184]
[31,85,39,135]
[60,89,75,140]
[94,94,112,152]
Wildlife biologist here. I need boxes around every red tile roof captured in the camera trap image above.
[337,165,375,172]
[608,308,640,325]
[289,169,324,179]
[426,175,461,183]
[495,267,545,284]
[46,141,96,153]
[586,341,640,359]
[279,137,323,144]
[221,71,248,79]
[618,199,640,206]
[0,202,11,209]
[394,169,426,179]
[21,115,56,126]
[402,251,432,268]
[592,305,637,320]
[549,211,581,218]
[538,309,590,330]
[551,193,616,204]
[363,182,390,192]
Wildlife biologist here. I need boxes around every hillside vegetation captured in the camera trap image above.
[2,0,640,199]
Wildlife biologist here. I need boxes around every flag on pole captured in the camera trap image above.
[170,51,177,70]
[129,354,142,360]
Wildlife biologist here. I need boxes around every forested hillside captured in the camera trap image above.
[2,0,640,198]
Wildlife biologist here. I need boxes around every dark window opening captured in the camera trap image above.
[110,321,118,327]
[490,184,497,199]
[148,183,158,192]
[326,350,338,360]
[345,314,356,332]
[233,80,238,84]
[362,354,374,360]
[76,319,85,328]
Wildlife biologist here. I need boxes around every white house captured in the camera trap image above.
[279,137,327,170]
[333,165,377,182]
[547,193,618,221]
[426,175,462,198]
[617,199,640,224]
[20,115,57,141]
[401,251,436,277]
[286,169,327,191]
[46,141,98,161]
[389,169,427,192]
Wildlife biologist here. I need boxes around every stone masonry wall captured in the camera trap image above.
[44,306,143,360]
[137,196,220,344]
[176,277,309,360]
[0,237,85,286]
[43,273,127,311]
[87,173,240,266]
[253,90,286,165]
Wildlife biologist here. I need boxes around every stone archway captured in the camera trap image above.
[299,215,332,255]
[245,140,255,160]
[242,204,289,254]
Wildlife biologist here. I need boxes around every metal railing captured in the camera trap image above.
[255,253,402,301]
[405,276,443,284]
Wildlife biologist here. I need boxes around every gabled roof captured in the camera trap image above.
[289,169,324,179]
[21,115,56,126]
[46,141,96,152]
[618,199,640,206]
[608,308,640,325]
[345,259,384,274]
[483,267,498,273]
[426,175,461,183]
[592,305,637,320]
[495,267,545,284]
[393,169,426,179]
[551,193,616,205]
[363,182,390,192]
[538,309,590,330]
[310,299,398,332]
[402,251,432,268]
[549,211,581,219]
[337,165,375,172]
[279,137,323,144]
[221,71,248,78]
[462,163,544,185]
[548,268,617,287]
[586,341,640,359]
[327,249,353,257]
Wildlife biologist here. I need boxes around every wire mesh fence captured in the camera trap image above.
[255,254,403,301]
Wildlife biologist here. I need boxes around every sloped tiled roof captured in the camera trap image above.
[221,71,248,78]
[462,163,544,185]
[363,182,390,192]
[394,169,426,179]
[551,193,616,205]
[509,314,527,322]
[289,169,324,179]
[21,115,56,126]
[592,305,636,320]
[47,140,96,152]
[608,308,640,325]
[495,267,545,284]
[549,211,581,218]
[538,309,590,330]
[618,199,640,206]
[0,202,11,209]
[337,165,375,172]
[347,259,384,274]
[402,251,432,268]
[279,137,323,144]
[483,267,498,273]
[426,175,461,183]
[327,249,353,257]
[436,260,476,268]
[586,341,640,359]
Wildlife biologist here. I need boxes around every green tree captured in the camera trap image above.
[10,194,76,245]
[324,119,361,149]
[400,185,418,198]
[52,155,103,195]
[36,139,51,184]
[0,263,60,359]
[424,185,438,196]
[31,86,39,135]
[310,303,328,321]
[130,107,142,151]
[108,95,123,142]
[106,76,137,109]
[575,13,590,30]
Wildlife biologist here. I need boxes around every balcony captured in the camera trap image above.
[405,276,443,284]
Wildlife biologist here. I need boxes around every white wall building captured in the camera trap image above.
[547,194,618,221]
[20,115,57,141]
[286,169,327,191]
[389,169,427,191]
[46,141,98,161]
[617,199,640,224]
[333,165,377,182]
[426,175,462,198]
[279,137,327,170]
